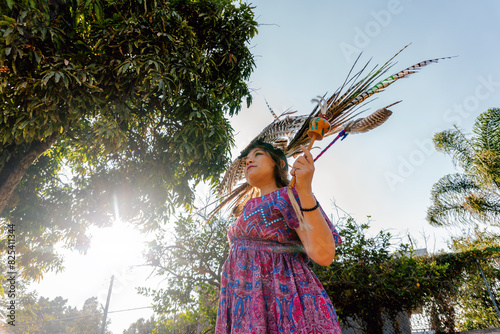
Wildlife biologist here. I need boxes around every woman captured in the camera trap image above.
[215,139,342,333]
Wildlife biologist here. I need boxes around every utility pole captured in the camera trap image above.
[100,275,114,334]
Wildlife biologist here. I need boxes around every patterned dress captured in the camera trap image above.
[215,187,342,333]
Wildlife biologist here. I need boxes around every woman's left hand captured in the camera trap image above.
[291,145,315,194]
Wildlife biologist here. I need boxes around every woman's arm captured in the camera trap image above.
[291,145,336,266]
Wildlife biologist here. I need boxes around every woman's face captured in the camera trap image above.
[244,147,277,188]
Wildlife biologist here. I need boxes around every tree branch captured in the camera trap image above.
[155,264,219,288]
[0,133,60,216]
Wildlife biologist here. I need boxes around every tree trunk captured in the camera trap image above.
[0,134,59,216]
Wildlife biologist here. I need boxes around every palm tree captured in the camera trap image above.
[427,108,500,226]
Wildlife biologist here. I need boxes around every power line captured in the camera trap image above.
[109,306,153,314]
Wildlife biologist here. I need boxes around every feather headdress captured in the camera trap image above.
[210,46,452,220]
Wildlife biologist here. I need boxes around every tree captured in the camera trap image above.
[0,294,109,333]
[123,316,157,334]
[0,0,257,281]
[126,312,207,334]
[427,108,500,226]
[138,212,231,333]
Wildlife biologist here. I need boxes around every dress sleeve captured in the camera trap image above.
[275,187,342,245]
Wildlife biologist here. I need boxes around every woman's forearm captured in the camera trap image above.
[296,191,335,266]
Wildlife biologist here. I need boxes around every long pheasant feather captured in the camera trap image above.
[344,102,398,134]
[288,54,451,153]
[214,46,453,221]
[265,99,279,121]
[342,56,453,111]
[286,47,406,152]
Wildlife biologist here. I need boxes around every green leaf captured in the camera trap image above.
[34,51,41,63]
[94,1,104,22]
[18,120,29,130]
[4,29,13,45]
[41,71,55,86]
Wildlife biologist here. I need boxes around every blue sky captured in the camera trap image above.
[33,1,500,332]
[231,0,500,250]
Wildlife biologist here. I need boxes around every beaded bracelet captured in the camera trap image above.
[300,200,319,212]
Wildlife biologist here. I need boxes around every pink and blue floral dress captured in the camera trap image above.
[215,187,342,333]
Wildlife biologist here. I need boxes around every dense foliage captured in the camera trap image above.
[313,217,449,333]
[132,209,500,333]
[0,0,257,281]
[449,229,500,331]
[314,216,500,333]
[427,108,500,226]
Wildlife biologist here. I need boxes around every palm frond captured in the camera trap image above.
[427,173,500,226]
[433,128,476,172]
[474,108,500,152]
[473,149,500,191]
[430,173,481,199]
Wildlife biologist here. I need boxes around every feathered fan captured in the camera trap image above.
[210,45,452,220]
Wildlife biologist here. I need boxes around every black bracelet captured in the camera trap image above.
[300,200,319,212]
